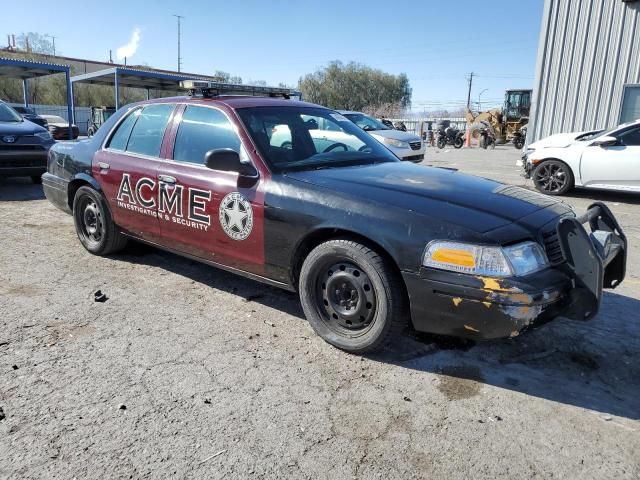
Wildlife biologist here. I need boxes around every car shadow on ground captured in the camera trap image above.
[113,242,305,319]
[373,289,640,421]
[0,177,45,201]
[112,243,640,421]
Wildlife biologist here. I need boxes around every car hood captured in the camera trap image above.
[0,119,47,134]
[285,162,569,234]
[370,129,421,142]
[528,131,586,149]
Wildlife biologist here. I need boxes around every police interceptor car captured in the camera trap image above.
[42,81,627,353]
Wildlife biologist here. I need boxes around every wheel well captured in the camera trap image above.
[67,179,94,210]
[290,228,409,301]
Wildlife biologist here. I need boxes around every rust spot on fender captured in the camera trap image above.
[478,276,522,293]
[452,297,462,307]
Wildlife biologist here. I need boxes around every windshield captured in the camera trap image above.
[343,113,391,131]
[580,121,639,141]
[0,103,23,123]
[237,107,399,172]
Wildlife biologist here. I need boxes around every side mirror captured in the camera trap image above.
[204,149,259,177]
[591,135,618,147]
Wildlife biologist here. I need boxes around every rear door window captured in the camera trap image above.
[126,104,175,157]
[107,108,139,151]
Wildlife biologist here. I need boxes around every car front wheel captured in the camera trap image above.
[73,186,127,255]
[299,239,406,353]
[532,160,574,195]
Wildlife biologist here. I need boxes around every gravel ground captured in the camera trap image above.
[1,145,639,479]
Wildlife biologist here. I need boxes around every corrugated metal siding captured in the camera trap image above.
[529,0,640,143]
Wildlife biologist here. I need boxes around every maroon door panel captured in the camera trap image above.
[94,150,161,241]
[155,163,266,274]
[153,103,267,274]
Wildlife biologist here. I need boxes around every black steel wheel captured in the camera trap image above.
[73,186,127,255]
[532,160,574,196]
[299,239,406,353]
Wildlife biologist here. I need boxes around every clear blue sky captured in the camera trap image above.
[5,0,543,111]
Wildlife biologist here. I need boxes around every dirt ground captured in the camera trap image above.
[1,145,639,479]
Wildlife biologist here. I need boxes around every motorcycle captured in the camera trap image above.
[436,125,464,149]
[512,127,527,149]
[479,124,496,150]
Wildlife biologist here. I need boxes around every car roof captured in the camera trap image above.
[135,95,325,110]
[337,110,363,115]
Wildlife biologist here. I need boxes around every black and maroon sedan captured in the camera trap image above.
[42,86,627,353]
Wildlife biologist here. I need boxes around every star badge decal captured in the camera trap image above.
[219,192,253,241]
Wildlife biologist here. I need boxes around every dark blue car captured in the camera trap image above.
[0,101,55,183]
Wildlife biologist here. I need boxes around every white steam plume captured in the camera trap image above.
[116,28,141,61]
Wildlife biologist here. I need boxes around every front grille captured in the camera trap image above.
[404,154,424,161]
[541,227,564,265]
[409,141,422,151]
[0,145,46,151]
[0,157,47,168]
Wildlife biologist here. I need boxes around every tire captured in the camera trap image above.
[532,160,574,196]
[480,136,487,149]
[299,239,406,354]
[437,138,446,149]
[87,128,95,138]
[31,175,42,184]
[72,186,128,255]
[514,138,524,150]
[454,136,464,149]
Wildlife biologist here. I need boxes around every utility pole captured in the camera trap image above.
[466,72,474,109]
[173,15,184,72]
[46,34,57,56]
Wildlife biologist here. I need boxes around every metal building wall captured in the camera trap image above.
[528,0,640,143]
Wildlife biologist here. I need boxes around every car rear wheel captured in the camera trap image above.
[73,186,127,255]
[532,160,574,196]
[299,239,406,353]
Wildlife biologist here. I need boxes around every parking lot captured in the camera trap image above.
[1,146,639,479]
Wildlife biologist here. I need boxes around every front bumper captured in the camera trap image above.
[403,203,627,340]
[0,148,49,177]
[386,143,426,162]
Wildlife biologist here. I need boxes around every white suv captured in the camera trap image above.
[339,111,425,162]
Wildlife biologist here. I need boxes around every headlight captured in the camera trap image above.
[383,138,409,148]
[423,240,548,277]
[35,131,52,140]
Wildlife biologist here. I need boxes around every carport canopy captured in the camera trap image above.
[70,67,213,109]
[0,57,74,138]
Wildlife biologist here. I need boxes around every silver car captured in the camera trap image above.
[339,111,425,162]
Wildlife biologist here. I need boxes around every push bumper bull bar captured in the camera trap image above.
[557,202,627,321]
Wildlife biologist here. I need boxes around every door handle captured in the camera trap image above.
[98,162,110,170]
[159,175,176,184]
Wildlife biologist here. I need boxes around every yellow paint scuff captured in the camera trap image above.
[464,324,480,332]
[452,297,463,307]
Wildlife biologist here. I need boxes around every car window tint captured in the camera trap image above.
[107,108,140,151]
[619,127,640,147]
[125,104,174,157]
[173,106,241,164]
